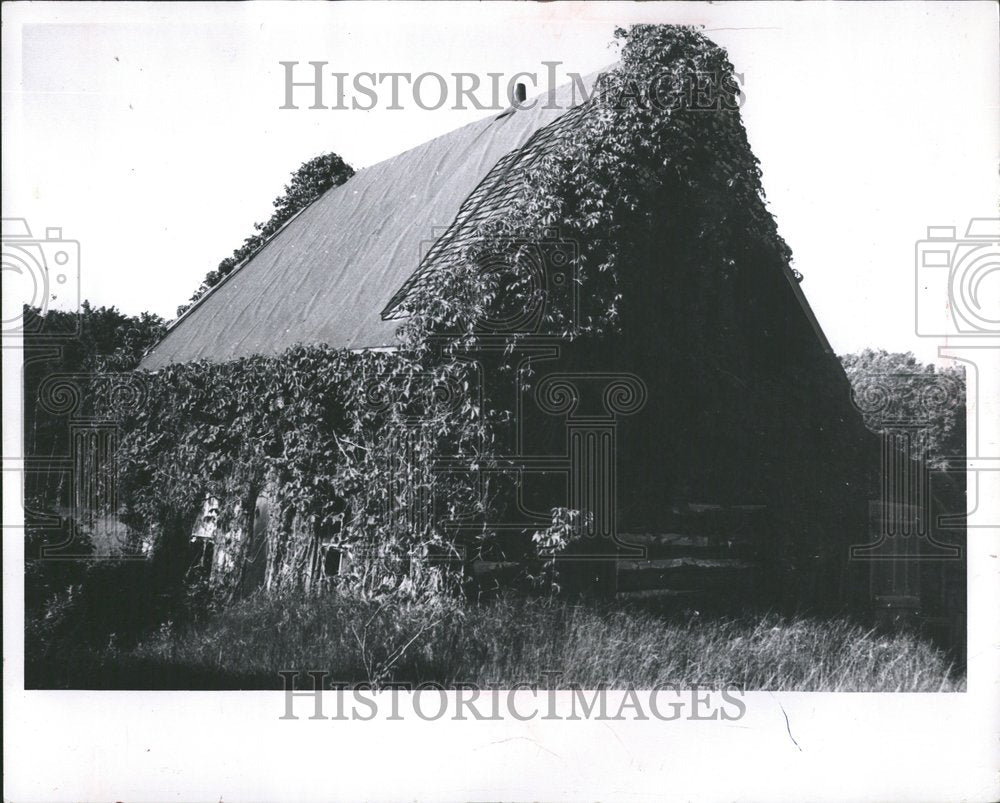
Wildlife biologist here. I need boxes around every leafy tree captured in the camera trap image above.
[23,302,167,516]
[24,302,166,426]
[24,302,166,373]
[840,349,965,470]
[179,152,355,315]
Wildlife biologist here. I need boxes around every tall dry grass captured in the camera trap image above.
[121,593,964,691]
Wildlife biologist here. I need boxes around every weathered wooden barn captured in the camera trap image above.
[140,65,897,611]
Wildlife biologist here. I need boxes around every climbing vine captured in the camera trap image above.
[99,25,794,600]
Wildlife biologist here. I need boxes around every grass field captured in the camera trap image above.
[29,591,965,691]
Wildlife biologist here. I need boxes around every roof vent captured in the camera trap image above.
[512,82,527,105]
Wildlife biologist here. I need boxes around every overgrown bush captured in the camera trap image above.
[25,549,214,688]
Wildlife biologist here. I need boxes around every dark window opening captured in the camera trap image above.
[323,547,342,577]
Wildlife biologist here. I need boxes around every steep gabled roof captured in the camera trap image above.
[381,98,592,320]
[140,72,605,369]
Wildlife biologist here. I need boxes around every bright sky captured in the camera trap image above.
[2,1,997,363]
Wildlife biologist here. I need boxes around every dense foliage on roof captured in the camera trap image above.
[396,24,793,355]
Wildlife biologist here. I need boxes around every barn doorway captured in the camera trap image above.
[239,493,269,596]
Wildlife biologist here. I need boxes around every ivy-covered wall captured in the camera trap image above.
[98,25,879,606]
